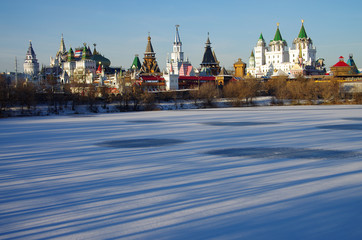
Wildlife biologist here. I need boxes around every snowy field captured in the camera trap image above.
[1,105,362,239]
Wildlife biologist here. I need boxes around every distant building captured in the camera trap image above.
[247,20,318,78]
[140,34,161,75]
[164,25,195,90]
[330,56,352,76]
[50,34,67,67]
[62,43,96,84]
[346,54,359,74]
[200,33,220,76]
[233,58,246,78]
[23,41,39,78]
[216,67,233,86]
[130,54,142,71]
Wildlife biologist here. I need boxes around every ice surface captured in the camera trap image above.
[1,105,362,239]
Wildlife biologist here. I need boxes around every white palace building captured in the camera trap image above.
[247,20,317,78]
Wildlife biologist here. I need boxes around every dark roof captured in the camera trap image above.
[145,35,154,53]
[26,41,36,57]
[201,35,217,64]
[202,47,216,64]
[219,67,229,76]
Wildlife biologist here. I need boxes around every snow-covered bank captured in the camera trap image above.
[1,105,362,239]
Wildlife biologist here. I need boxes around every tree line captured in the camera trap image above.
[1,75,361,117]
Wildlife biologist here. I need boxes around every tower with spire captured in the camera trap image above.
[200,33,220,75]
[254,33,266,67]
[289,20,316,66]
[265,23,289,65]
[23,40,39,77]
[140,33,161,75]
[166,25,194,76]
[164,25,195,90]
[51,34,68,67]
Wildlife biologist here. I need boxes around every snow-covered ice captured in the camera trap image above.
[1,105,362,239]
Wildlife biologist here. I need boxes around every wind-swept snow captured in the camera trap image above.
[1,105,362,239]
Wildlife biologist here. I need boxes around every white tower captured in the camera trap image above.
[254,33,266,68]
[23,40,39,76]
[165,25,195,90]
[289,20,316,66]
[171,25,184,63]
[266,23,289,65]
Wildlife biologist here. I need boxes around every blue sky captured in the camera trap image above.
[1,0,362,72]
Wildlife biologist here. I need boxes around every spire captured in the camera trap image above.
[201,33,216,64]
[26,40,36,57]
[298,19,308,39]
[174,25,181,44]
[259,33,265,42]
[59,33,66,53]
[273,23,283,41]
[145,33,154,53]
[206,32,211,46]
[250,50,255,57]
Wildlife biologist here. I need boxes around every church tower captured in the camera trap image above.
[56,34,67,62]
[166,25,194,76]
[266,23,289,65]
[23,41,39,76]
[289,20,316,66]
[200,33,220,75]
[140,33,161,75]
[254,33,266,68]
[171,25,184,63]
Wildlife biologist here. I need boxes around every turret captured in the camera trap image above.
[290,20,316,65]
[67,47,75,62]
[23,40,39,76]
[171,25,184,62]
[254,33,266,67]
[140,33,161,74]
[200,33,220,75]
[249,51,255,68]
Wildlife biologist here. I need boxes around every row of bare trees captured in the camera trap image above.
[1,76,361,117]
[190,77,361,107]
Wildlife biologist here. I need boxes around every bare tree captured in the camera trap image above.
[198,82,219,107]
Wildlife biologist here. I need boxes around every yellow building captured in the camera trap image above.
[233,58,246,78]
[330,56,351,76]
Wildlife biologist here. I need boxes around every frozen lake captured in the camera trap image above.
[1,105,362,239]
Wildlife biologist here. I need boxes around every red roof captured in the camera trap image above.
[333,61,350,67]
[178,76,215,81]
[140,75,164,81]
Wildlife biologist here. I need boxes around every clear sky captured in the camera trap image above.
[1,0,362,73]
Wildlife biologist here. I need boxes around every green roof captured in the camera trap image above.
[82,45,88,60]
[131,55,141,70]
[67,47,74,62]
[273,26,283,41]
[259,33,265,42]
[298,23,308,39]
